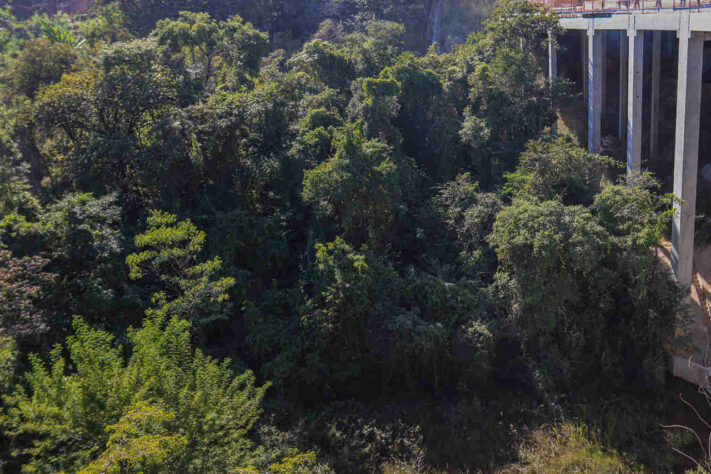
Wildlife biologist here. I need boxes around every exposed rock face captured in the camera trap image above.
[57,0,93,15]
[426,0,496,52]
[12,0,94,19]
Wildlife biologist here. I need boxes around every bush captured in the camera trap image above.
[491,146,681,389]
[295,237,491,396]
[4,315,267,472]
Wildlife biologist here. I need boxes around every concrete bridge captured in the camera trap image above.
[547,8,711,384]
[549,10,711,287]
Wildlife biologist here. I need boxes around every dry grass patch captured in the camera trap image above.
[500,423,641,473]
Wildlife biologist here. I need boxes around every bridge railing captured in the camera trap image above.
[533,0,711,15]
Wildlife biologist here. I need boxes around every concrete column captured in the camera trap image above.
[627,28,643,175]
[650,31,661,162]
[619,30,628,140]
[601,31,607,120]
[588,28,603,153]
[671,25,704,287]
[549,30,558,133]
[582,31,588,106]
[548,30,558,86]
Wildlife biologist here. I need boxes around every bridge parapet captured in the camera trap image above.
[556,11,711,31]
[535,0,711,17]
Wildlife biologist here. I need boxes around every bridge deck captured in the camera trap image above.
[536,0,711,31]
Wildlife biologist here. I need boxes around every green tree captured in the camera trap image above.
[117,0,261,36]
[449,0,559,185]
[340,20,405,77]
[504,136,608,203]
[127,210,235,327]
[10,38,76,98]
[155,12,267,89]
[267,450,323,473]
[466,47,555,180]
[287,39,354,91]
[35,14,85,48]
[0,335,17,394]
[348,69,401,145]
[591,176,681,386]
[4,315,267,472]
[490,198,609,352]
[297,237,491,395]
[1,193,123,328]
[481,0,558,55]
[0,5,23,57]
[490,146,681,387]
[288,106,344,169]
[389,54,465,181]
[303,126,399,246]
[78,402,188,474]
[0,126,40,219]
[435,172,502,273]
[79,2,133,46]
[33,39,178,205]
[36,38,177,140]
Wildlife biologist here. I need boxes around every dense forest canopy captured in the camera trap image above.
[0,0,693,472]
[9,0,496,52]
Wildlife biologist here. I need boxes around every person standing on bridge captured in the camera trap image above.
[656,0,662,11]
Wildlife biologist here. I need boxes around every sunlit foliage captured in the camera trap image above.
[0,0,685,471]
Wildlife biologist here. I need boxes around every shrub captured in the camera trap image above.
[4,315,267,472]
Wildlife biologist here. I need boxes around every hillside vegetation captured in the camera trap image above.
[0,1,700,472]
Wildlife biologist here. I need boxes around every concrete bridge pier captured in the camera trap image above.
[582,31,588,107]
[548,30,558,84]
[588,27,604,153]
[602,31,608,118]
[619,31,628,141]
[548,31,558,133]
[672,25,705,287]
[650,31,661,163]
[627,26,644,175]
